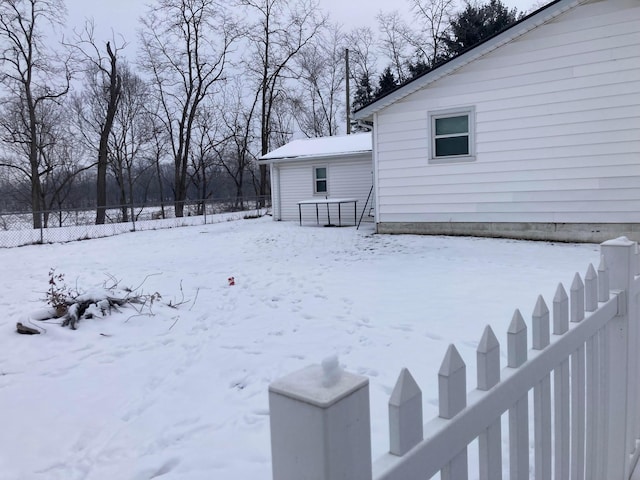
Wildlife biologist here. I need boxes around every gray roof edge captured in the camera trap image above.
[353,0,582,120]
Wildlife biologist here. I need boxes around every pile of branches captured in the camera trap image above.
[56,291,159,330]
[18,270,166,333]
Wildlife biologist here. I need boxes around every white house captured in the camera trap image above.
[354,0,640,243]
[260,133,374,226]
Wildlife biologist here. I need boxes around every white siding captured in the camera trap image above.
[375,0,640,225]
[275,155,373,225]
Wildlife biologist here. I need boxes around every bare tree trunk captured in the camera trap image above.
[174,142,190,217]
[96,42,122,224]
[28,101,43,229]
[235,172,244,210]
[127,169,135,229]
[119,167,128,222]
[155,158,166,219]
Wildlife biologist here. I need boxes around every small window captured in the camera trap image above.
[314,166,327,194]
[430,108,475,162]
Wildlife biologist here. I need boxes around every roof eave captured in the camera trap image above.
[258,150,372,165]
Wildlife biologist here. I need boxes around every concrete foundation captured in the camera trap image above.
[376,222,640,243]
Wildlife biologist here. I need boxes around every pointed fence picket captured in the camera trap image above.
[268,237,640,480]
[476,326,501,480]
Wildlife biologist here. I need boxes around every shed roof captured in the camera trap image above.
[259,133,372,163]
[353,0,582,120]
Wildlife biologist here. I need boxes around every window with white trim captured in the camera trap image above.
[430,108,475,162]
[313,166,328,194]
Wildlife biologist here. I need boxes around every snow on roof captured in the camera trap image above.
[260,133,372,162]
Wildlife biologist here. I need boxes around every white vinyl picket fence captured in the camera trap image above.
[268,237,640,480]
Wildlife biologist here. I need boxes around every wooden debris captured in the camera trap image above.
[16,322,40,335]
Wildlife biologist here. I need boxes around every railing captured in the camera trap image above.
[268,237,640,480]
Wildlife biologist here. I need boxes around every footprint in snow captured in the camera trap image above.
[390,324,413,332]
[133,457,180,479]
[230,380,247,390]
[425,332,443,341]
[72,344,94,353]
[121,398,154,422]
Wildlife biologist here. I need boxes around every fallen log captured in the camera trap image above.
[16,322,40,335]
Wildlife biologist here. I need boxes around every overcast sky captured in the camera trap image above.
[63,0,538,55]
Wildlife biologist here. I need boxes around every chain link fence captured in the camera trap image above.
[0,197,270,248]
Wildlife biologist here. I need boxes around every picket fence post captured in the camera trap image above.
[268,360,372,480]
[477,326,502,480]
[507,310,529,480]
[600,238,634,478]
[389,368,423,456]
[438,345,468,480]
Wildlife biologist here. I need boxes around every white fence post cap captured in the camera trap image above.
[601,236,634,247]
[269,364,369,408]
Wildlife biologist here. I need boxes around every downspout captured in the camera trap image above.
[372,113,380,229]
[271,163,282,221]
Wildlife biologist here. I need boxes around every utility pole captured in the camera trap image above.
[345,48,351,134]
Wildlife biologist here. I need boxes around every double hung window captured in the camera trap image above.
[430,108,475,162]
[314,166,327,194]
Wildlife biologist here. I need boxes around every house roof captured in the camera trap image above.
[353,0,583,120]
[259,133,372,163]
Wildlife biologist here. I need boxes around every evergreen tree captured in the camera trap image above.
[375,66,398,99]
[353,73,374,110]
[443,0,522,57]
[408,58,430,78]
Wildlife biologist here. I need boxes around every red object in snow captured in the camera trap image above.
[228,276,235,286]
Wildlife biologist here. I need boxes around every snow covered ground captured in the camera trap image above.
[0,216,601,479]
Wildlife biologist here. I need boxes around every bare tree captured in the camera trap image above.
[108,64,155,223]
[294,24,346,137]
[38,102,89,226]
[345,26,378,124]
[239,0,326,203]
[67,21,125,224]
[139,0,239,218]
[1,93,90,225]
[374,0,455,82]
[408,0,455,67]
[145,113,171,219]
[0,0,70,228]
[211,80,260,208]
[376,11,412,83]
[345,27,378,85]
[187,105,223,213]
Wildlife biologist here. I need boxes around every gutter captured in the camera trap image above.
[258,151,372,165]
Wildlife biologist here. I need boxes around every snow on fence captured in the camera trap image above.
[268,237,640,480]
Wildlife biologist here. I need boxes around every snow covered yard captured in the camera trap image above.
[0,217,601,479]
